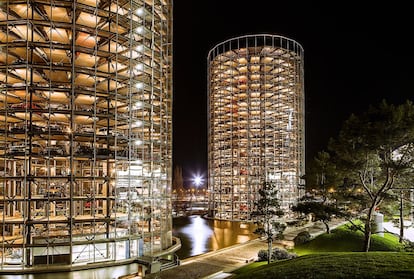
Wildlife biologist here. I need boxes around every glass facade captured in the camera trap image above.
[0,0,173,271]
[207,34,305,221]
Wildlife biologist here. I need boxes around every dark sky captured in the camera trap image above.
[172,1,413,183]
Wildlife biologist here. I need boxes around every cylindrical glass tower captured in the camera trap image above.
[0,0,174,271]
[207,34,305,221]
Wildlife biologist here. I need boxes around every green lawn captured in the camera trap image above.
[232,223,412,278]
[294,224,404,255]
[233,252,414,279]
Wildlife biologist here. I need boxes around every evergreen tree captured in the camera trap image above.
[172,165,185,198]
[297,151,348,234]
[328,100,414,251]
[251,181,285,264]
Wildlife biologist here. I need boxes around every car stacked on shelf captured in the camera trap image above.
[0,0,174,272]
[207,35,305,221]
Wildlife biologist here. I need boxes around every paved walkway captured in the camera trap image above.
[121,218,347,279]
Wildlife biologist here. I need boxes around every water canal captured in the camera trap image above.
[173,215,258,259]
[2,215,257,278]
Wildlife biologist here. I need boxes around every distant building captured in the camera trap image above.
[0,0,176,273]
[207,34,305,221]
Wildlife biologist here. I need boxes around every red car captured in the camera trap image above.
[11,103,43,110]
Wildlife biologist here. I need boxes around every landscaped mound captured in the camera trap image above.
[233,224,413,278]
[294,225,404,255]
[233,252,414,279]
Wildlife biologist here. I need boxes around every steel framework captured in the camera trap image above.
[207,34,305,221]
[0,0,174,271]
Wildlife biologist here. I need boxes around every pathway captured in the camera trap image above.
[120,218,347,279]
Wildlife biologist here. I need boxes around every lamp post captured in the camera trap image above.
[193,174,204,199]
[193,175,203,188]
[190,174,204,213]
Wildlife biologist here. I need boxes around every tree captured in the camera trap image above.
[172,165,184,196]
[172,166,187,214]
[295,151,348,234]
[292,201,346,234]
[251,181,285,264]
[389,171,414,243]
[328,100,414,251]
[305,151,339,200]
[380,177,414,243]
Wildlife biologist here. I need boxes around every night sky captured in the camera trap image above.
[172,1,413,183]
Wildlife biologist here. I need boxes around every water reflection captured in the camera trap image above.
[2,216,256,278]
[173,215,257,259]
[181,215,214,256]
[0,263,139,279]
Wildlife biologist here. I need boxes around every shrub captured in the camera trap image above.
[257,249,269,261]
[403,240,414,252]
[257,248,297,261]
[294,231,311,246]
[272,247,297,260]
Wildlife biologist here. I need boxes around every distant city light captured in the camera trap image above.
[192,174,204,187]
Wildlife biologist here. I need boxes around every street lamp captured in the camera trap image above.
[191,174,204,203]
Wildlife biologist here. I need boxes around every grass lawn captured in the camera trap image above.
[294,224,404,255]
[232,222,412,278]
[232,252,414,279]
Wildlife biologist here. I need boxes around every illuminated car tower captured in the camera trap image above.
[207,34,305,221]
[0,0,175,272]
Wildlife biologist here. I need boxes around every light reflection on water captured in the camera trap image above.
[181,215,214,256]
[173,215,258,259]
[0,263,139,279]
